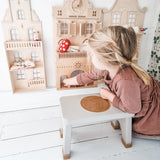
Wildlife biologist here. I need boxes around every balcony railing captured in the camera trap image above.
[28,79,45,87]
[5,41,42,50]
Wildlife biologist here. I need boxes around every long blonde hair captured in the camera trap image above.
[87,26,151,85]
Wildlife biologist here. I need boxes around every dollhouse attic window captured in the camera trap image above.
[17,70,25,80]
[17,10,24,19]
[86,23,93,34]
[92,11,97,16]
[33,69,40,80]
[14,52,22,62]
[31,52,39,61]
[128,12,136,26]
[10,29,19,40]
[60,23,68,35]
[57,10,62,16]
[112,13,120,26]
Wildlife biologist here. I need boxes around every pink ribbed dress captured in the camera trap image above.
[76,66,160,136]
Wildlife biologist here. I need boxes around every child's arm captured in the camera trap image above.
[112,80,141,114]
[63,69,109,86]
[63,76,78,86]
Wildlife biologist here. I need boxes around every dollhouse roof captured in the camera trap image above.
[103,0,147,13]
[53,0,101,19]
[2,9,40,22]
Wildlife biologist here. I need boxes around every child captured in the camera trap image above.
[63,26,160,137]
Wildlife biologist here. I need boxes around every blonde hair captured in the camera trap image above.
[87,26,151,85]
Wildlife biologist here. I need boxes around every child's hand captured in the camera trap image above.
[100,87,115,102]
[63,77,78,86]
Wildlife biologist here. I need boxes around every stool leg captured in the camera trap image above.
[111,120,120,129]
[59,128,63,138]
[119,118,132,148]
[62,124,72,159]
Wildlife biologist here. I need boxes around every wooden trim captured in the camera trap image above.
[121,137,132,148]
[62,148,71,159]
[59,128,63,138]
[111,121,120,130]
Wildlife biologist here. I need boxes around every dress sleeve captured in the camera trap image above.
[76,69,108,85]
[112,80,141,114]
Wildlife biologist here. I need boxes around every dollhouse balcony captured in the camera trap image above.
[5,41,43,50]
[28,79,45,87]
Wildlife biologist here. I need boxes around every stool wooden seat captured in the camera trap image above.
[60,94,134,159]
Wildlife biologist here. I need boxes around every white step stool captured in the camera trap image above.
[59,94,134,159]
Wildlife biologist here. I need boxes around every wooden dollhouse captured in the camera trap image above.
[52,0,102,89]
[53,0,147,90]
[2,0,46,93]
[103,0,147,61]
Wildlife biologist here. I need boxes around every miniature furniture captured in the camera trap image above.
[2,0,46,93]
[59,94,134,159]
[53,0,102,90]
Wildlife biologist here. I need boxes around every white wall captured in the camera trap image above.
[0,0,160,91]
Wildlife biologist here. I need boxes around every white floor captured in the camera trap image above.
[0,122,159,160]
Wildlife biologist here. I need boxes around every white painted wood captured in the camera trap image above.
[0,84,105,112]
[60,94,134,126]
[60,94,134,157]
[63,124,72,155]
[0,122,159,160]
[1,106,61,125]
[1,118,62,140]
[119,118,132,145]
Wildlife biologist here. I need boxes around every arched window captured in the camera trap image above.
[33,69,40,80]
[10,29,19,40]
[14,52,22,62]
[128,12,136,26]
[28,28,36,40]
[60,23,68,35]
[112,13,120,26]
[86,23,93,34]
[17,70,25,80]
[31,52,39,62]
[17,10,24,19]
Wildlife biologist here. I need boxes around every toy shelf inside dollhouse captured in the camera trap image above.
[5,40,46,93]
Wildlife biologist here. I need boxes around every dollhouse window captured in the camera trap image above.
[60,23,68,35]
[17,10,24,19]
[10,29,19,40]
[14,52,22,62]
[17,70,25,80]
[128,12,136,26]
[33,69,40,80]
[112,13,120,26]
[86,23,93,34]
[57,10,62,16]
[28,28,36,40]
[31,52,39,61]
[92,11,97,16]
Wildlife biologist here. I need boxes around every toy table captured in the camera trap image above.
[59,94,134,159]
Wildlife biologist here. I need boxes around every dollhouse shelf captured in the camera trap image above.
[9,62,44,72]
[60,82,96,90]
[58,51,87,58]
[5,41,42,50]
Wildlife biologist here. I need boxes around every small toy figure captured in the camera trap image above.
[140,27,148,32]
